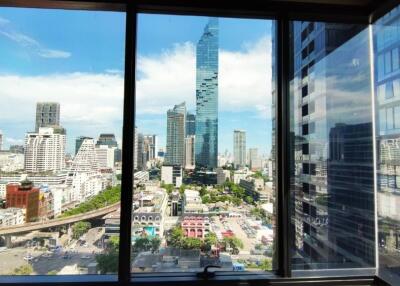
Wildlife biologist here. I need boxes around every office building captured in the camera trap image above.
[96,133,118,148]
[35,102,60,132]
[143,135,158,161]
[233,130,246,169]
[195,18,219,169]
[24,127,66,173]
[95,145,115,169]
[185,135,195,169]
[70,138,98,172]
[165,102,186,166]
[249,148,262,171]
[186,113,196,136]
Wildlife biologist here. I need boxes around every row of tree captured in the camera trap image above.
[60,185,121,217]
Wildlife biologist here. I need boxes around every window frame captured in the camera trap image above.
[0,0,397,285]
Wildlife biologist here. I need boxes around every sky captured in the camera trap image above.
[0,8,273,156]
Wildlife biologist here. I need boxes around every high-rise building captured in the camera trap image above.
[95,145,115,169]
[195,18,219,169]
[374,7,400,273]
[186,113,196,136]
[9,145,24,154]
[96,133,118,148]
[6,180,39,222]
[0,131,2,151]
[249,148,262,171]
[35,102,60,132]
[165,102,186,166]
[285,21,374,269]
[143,135,158,161]
[24,127,66,173]
[137,133,146,170]
[185,135,195,169]
[70,138,98,172]
[75,136,93,155]
[134,127,138,170]
[233,130,246,169]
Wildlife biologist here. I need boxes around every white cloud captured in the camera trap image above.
[136,37,272,118]
[5,137,24,145]
[0,16,71,59]
[0,72,124,127]
[38,49,71,59]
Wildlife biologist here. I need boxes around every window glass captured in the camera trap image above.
[378,54,384,80]
[386,82,394,99]
[0,7,125,275]
[375,5,400,284]
[133,14,276,274]
[386,51,392,74]
[289,21,374,273]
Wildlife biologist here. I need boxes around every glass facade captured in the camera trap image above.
[195,18,219,169]
[374,5,400,284]
[288,21,375,270]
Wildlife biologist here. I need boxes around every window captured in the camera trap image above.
[290,21,375,273]
[375,6,400,284]
[386,81,394,99]
[0,7,125,276]
[133,14,276,274]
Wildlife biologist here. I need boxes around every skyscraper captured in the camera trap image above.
[185,135,195,169]
[186,113,196,136]
[249,148,262,171]
[24,127,66,173]
[233,130,246,169]
[35,102,60,132]
[195,18,219,169]
[166,102,186,166]
[137,132,146,170]
[143,135,158,161]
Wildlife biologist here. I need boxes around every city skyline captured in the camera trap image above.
[0,10,271,155]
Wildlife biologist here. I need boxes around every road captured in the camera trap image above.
[0,227,106,275]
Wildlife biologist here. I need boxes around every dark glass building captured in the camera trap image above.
[195,18,219,169]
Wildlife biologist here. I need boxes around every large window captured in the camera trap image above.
[374,4,400,285]
[289,21,375,272]
[0,7,125,275]
[0,0,399,285]
[132,14,276,274]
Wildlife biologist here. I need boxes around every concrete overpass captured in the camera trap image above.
[0,202,120,236]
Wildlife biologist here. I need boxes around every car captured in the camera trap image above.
[23,255,34,261]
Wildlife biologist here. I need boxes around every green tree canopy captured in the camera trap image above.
[72,221,91,240]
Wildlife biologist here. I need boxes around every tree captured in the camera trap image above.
[168,226,184,248]
[151,237,161,253]
[182,237,202,249]
[96,236,119,274]
[259,258,272,271]
[72,221,91,240]
[12,265,33,275]
[222,236,244,255]
[204,232,218,251]
[245,196,254,204]
[47,270,58,275]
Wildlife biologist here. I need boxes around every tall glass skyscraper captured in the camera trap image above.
[195,18,219,169]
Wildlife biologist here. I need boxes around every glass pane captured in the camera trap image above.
[288,21,375,273]
[0,8,125,275]
[374,4,400,284]
[133,14,276,274]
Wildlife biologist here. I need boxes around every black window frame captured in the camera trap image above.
[0,0,398,285]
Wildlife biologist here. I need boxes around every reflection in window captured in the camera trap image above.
[375,4,400,284]
[288,21,374,272]
[0,8,125,275]
[133,14,275,274]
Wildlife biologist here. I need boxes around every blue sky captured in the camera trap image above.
[0,8,273,156]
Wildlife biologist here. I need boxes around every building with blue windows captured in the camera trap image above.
[195,18,219,169]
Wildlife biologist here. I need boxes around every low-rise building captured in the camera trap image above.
[0,208,25,226]
[6,180,40,222]
[181,216,210,239]
[183,189,208,214]
[132,188,168,238]
[239,178,269,203]
[161,165,182,187]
